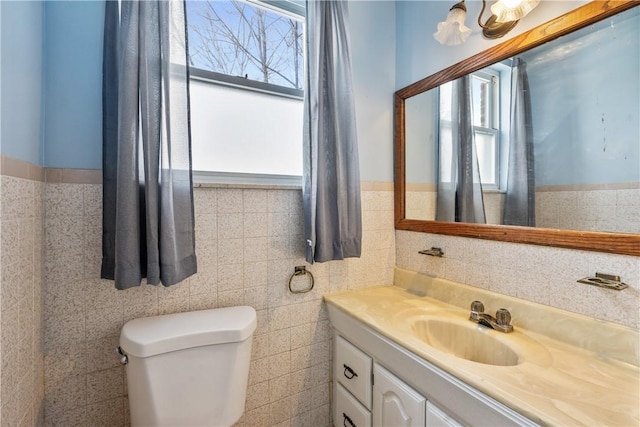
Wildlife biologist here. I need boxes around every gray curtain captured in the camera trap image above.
[503,58,535,226]
[302,0,362,264]
[436,76,486,223]
[102,0,197,290]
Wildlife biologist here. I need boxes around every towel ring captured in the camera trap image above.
[288,266,314,294]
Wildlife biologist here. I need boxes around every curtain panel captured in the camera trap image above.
[102,0,197,290]
[503,58,535,227]
[302,0,362,264]
[436,76,486,224]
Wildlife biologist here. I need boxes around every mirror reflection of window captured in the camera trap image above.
[438,68,503,190]
[471,71,499,188]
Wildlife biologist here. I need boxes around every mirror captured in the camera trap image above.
[394,1,640,256]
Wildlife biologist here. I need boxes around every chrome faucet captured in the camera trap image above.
[469,301,513,333]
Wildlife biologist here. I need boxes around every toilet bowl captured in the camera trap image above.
[118,306,257,426]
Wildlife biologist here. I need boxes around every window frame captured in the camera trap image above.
[470,69,501,190]
[190,68,303,100]
[436,68,503,190]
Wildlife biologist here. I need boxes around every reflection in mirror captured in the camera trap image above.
[404,6,639,234]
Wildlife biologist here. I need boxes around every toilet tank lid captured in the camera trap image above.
[120,306,257,358]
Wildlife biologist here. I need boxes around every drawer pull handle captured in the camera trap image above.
[343,412,356,427]
[343,364,358,379]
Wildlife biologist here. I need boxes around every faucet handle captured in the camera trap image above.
[496,308,511,326]
[470,301,485,313]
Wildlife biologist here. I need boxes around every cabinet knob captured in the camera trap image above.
[343,364,358,379]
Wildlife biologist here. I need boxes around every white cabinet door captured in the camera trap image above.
[426,401,462,427]
[373,364,426,427]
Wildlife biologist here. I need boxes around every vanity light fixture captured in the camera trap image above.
[434,0,540,45]
[433,1,472,46]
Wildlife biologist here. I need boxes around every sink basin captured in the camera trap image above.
[412,318,520,366]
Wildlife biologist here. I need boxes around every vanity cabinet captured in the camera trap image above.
[334,335,461,427]
[328,303,538,427]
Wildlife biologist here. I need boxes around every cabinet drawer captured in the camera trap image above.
[335,335,372,409]
[335,383,372,427]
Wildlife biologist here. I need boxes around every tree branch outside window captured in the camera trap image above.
[187,0,304,90]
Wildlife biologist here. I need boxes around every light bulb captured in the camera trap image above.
[491,0,540,23]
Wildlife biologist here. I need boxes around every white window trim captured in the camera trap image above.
[472,69,501,190]
[193,170,302,187]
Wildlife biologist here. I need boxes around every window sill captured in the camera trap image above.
[482,188,506,194]
[193,170,302,190]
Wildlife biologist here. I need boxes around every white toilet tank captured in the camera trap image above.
[119,306,257,427]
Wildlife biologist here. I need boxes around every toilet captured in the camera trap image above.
[118,306,257,427]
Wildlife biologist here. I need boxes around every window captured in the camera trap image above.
[438,68,501,190]
[187,0,304,94]
[470,70,500,188]
[186,0,305,182]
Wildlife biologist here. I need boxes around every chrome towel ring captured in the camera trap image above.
[288,266,314,294]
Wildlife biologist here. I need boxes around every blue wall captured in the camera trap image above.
[350,0,396,182]
[524,8,639,186]
[43,0,104,170]
[1,0,45,166]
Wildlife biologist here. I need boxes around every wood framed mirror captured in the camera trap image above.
[394,0,640,256]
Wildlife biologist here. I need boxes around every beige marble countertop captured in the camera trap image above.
[324,269,640,426]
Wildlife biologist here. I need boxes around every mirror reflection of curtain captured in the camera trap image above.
[436,76,487,223]
[503,58,535,226]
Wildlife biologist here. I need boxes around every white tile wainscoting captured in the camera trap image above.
[40,179,395,426]
[0,173,45,427]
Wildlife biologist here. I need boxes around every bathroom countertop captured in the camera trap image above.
[324,269,640,426]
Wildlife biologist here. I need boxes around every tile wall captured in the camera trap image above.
[0,163,45,426]
[536,187,640,233]
[41,181,395,426]
[396,230,640,329]
[404,185,640,233]
[405,190,504,225]
[405,190,435,221]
